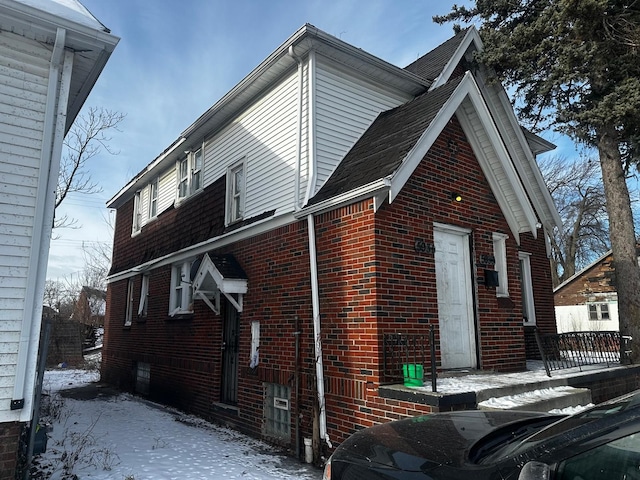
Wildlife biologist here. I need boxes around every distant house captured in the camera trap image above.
[103,25,560,454]
[0,0,117,476]
[554,251,620,333]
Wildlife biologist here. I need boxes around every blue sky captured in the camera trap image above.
[47,0,578,281]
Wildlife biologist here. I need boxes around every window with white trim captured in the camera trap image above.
[125,278,135,326]
[149,178,158,219]
[227,160,245,224]
[138,274,150,318]
[177,148,204,201]
[169,261,194,316]
[519,252,536,325]
[588,303,610,321]
[132,190,142,234]
[492,233,509,297]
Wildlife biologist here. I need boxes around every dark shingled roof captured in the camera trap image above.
[308,76,463,206]
[404,28,470,82]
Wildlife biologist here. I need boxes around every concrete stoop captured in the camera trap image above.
[477,386,592,413]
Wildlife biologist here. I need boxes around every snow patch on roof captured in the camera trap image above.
[12,0,106,31]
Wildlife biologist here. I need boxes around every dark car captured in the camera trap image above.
[322,390,640,480]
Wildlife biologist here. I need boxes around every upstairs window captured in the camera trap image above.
[149,178,158,219]
[132,190,142,234]
[177,147,204,201]
[169,261,193,316]
[492,233,509,297]
[227,160,245,224]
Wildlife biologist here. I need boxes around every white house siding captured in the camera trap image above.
[555,304,620,333]
[203,70,299,218]
[313,61,412,195]
[0,31,50,421]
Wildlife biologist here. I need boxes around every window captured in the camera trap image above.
[227,160,245,224]
[557,432,640,480]
[138,274,150,318]
[169,261,193,316]
[148,178,158,218]
[125,278,135,326]
[135,362,150,395]
[264,383,290,440]
[132,190,142,234]
[519,252,536,325]
[589,303,610,321]
[177,148,204,201]
[492,233,509,297]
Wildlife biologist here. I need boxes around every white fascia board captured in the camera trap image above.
[430,27,483,90]
[107,137,186,209]
[107,212,297,284]
[296,179,389,218]
[389,72,538,243]
[490,83,563,229]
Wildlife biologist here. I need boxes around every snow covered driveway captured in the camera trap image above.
[34,368,322,480]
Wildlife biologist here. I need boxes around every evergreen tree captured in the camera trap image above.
[435,1,640,360]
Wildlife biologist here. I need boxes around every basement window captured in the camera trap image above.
[264,383,290,441]
[135,362,150,395]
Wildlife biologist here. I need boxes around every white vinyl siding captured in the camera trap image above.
[0,31,50,420]
[313,61,412,195]
[204,70,299,219]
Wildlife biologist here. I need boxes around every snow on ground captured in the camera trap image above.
[34,359,322,480]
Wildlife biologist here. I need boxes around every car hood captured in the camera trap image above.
[333,410,546,472]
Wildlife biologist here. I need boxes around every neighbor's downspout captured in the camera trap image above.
[307,214,331,448]
[288,45,304,210]
[304,50,317,204]
[14,28,72,415]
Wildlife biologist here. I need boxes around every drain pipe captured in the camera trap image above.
[288,45,303,210]
[306,213,331,448]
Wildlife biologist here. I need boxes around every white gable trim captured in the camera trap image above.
[388,72,539,244]
[430,27,483,90]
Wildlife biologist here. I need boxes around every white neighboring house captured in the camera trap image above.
[554,251,620,333]
[0,0,117,474]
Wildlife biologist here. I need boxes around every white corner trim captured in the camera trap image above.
[429,27,483,90]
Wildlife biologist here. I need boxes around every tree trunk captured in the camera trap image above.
[598,127,640,362]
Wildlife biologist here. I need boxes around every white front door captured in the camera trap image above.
[434,227,476,369]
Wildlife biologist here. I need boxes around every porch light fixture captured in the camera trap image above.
[451,192,463,203]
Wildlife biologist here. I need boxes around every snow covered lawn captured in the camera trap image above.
[33,363,322,480]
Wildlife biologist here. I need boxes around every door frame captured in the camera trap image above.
[433,222,478,369]
[221,298,240,405]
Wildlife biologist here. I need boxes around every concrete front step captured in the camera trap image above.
[477,386,592,412]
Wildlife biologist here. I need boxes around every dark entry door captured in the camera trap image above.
[221,300,239,405]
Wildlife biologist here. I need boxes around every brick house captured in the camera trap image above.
[554,251,620,333]
[103,25,560,454]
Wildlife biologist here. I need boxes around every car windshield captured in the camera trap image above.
[476,390,640,464]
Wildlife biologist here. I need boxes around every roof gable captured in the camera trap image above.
[305,72,540,244]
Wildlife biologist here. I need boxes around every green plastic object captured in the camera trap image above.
[402,364,424,387]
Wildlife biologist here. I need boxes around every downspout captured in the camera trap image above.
[306,214,331,448]
[288,45,303,210]
[13,28,72,414]
[304,50,317,204]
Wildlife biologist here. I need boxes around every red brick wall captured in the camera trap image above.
[103,116,557,450]
[0,422,22,479]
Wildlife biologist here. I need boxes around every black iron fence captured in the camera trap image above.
[535,329,632,377]
[382,326,437,391]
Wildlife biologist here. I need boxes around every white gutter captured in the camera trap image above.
[288,45,304,210]
[304,50,317,204]
[306,214,330,447]
[296,179,389,218]
[13,28,72,417]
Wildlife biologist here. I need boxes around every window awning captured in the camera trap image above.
[190,252,248,313]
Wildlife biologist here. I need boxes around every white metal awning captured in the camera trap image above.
[191,252,247,313]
